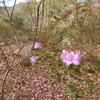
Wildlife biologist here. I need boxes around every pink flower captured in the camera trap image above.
[8,41,12,44]
[61,50,69,63]
[30,56,39,64]
[62,11,66,16]
[61,50,81,66]
[34,42,41,49]
[76,51,81,61]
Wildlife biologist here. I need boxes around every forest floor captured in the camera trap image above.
[0,43,100,100]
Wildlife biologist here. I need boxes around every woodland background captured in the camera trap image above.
[0,0,100,100]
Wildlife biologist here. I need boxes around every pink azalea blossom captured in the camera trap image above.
[8,41,12,44]
[34,42,41,49]
[30,56,39,64]
[62,11,66,16]
[61,50,81,66]
[76,51,81,61]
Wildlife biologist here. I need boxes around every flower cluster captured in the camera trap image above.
[30,56,39,64]
[30,42,41,64]
[34,42,41,49]
[30,42,81,66]
[61,50,81,66]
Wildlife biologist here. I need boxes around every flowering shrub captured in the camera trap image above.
[30,56,39,64]
[61,50,81,66]
[34,42,41,49]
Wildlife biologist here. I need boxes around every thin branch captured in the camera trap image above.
[31,0,44,50]
[34,0,43,40]
[10,0,17,22]
[3,0,17,26]
[0,47,9,68]
[10,39,28,68]
[0,47,10,100]
[36,0,43,31]
[0,69,10,100]
[2,0,10,19]
[40,0,45,33]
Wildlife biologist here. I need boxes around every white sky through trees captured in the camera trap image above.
[0,0,85,7]
[0,0,28,7]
